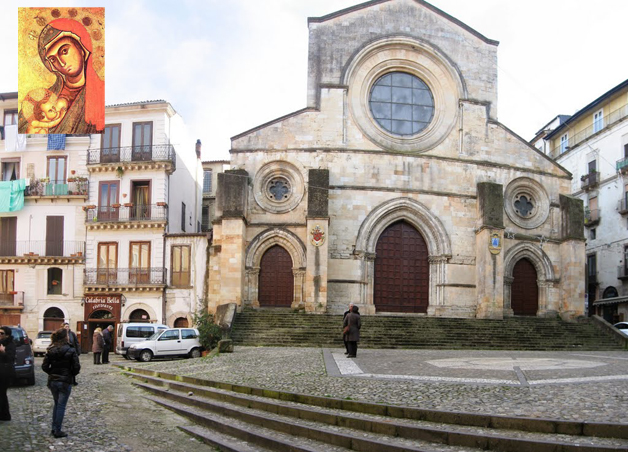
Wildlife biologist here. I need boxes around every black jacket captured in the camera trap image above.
[102,328,112,347]
[0,336,16,381]
[68,330,81,355]
[42,344,80,385]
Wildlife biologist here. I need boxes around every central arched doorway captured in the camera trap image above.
[511,258,539,316]
[43,307,64,331]
[258,245,294,307]
[374,220,429,313]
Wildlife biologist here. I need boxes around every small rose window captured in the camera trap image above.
[267,177,291,202]
[514,194,535,218]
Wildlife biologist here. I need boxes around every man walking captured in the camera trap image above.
[343,303,354,355]
[102,325,113,364]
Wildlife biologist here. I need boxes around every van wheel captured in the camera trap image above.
[138,350,153,362]
[189,348,201,359]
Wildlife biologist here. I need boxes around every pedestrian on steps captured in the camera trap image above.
[42,327,80,438]
[342,303,354,355]
[92,327,104,365]
[343,305,361,358]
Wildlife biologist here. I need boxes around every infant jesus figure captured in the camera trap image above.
[21,88,68,134]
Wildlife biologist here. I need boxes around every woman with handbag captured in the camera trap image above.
[343,305,361,358]
[42,327,81,438]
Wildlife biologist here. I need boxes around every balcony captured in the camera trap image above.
[87,144,176,174]
[0,291,24,309]
[86,204,168,230]
[551,103,628,157]
[619,266,628,281]
[619,198,628,215]
[617,157,628,174]
[84,268,166,292]
[584,209,600,227]
[0,241,85,264]
[581,172,600,191]
[25,178,88,198]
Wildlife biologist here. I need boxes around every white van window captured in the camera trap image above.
[127,326,156,338]
[181,329,198,339]
[158,330,180,341]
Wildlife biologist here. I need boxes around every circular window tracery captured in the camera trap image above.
[253,161,305,214]
[267,177,291,202]
[369,72,434,136]
[504,178,550,229]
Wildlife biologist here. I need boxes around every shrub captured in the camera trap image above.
[192,310,222,351]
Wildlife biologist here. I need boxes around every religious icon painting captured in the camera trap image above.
[18,7,105,135]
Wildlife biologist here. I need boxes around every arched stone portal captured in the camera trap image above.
[245,228,307,309]
[355,198,451,314]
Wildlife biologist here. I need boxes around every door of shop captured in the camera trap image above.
[374,221,429,313]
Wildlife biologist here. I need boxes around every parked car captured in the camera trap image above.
[116,322,168,359]
[127,328,202,362]
[33,331,53,356]
[613,322,628,335]
[5,325,35,386]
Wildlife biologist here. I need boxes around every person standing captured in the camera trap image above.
[63,323,80,355]
[342,303,354,355]
[101,325,113,364]
[42,328,80,438]
[92,327,104,365]
[343,305,361,358]
[0,326,16,421]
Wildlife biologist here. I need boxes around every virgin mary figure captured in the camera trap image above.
[19,18,104,134]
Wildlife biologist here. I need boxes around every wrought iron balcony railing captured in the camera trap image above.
[617,157,628,174]
[0,291,24,307]
[84,268,166,286]
[584,209,600,227]
[0,240,85,257]
[87,144,176,168]
[581,171,600,191]
[25,179,88,197]
[86,204,167,223]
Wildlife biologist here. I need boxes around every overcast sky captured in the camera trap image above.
[1,0,627,161]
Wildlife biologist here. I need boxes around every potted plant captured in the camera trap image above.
[51,280,59,286]
[124,202,134,207]
[116,166,124,178]
[156,201,166,207]
[111,203,121,208]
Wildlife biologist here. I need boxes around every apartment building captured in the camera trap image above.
[534,79,628,323]
[0,92,88,332]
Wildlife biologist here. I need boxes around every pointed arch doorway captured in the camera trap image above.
[374,220,429,313]
[258,245,294,307]
[511,258,539,316]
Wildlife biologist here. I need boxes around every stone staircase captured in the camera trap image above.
[230,310,624,351]
[123,367,628,452]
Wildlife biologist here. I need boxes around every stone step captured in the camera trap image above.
[125,370,628,452]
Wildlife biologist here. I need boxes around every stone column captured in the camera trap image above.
[475,182,505,319]
[214,170,249,310]
[502,276,514,317]
[305,169,329,313]
[559,194,586,320]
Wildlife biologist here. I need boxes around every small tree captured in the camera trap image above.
[192,310,222,351]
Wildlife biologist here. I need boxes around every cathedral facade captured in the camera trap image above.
[208,0,585,320]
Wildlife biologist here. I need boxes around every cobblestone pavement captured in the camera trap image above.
[3,356,218,452]
[135,347,628,424]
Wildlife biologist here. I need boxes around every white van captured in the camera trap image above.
[127,328,202,362]
[116,323,168,358]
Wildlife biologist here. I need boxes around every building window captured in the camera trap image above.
[101,124,121,163]
[0,270,15,293]
[181,202,186,232]
[171,245,190,287]
[587,254,597,280]
[47,267,62,295]
[47,156,67,184]
[593,109,603,133]
[589,228,596,240]
[3,110,18,126]
[588,160,597,174]
[560,134,568,154]
[369,72,434,136]
[267,176,291,202]
[1,159,20,181]
[129,242,150,283]
[203,170,212,194]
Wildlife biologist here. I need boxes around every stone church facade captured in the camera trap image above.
[208,0,585,320]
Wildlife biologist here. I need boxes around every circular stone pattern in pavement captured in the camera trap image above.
[426,358,607,371]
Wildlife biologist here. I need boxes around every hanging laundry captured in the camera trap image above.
[4,125,18,152]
